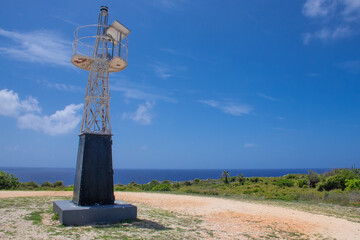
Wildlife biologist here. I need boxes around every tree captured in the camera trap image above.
[222,171,230,184]
[308,170,320,188]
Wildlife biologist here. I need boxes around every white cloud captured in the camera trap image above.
[0,89,41,117]
[122,101,155,125]
[0,28,72,67]
[302,0,360,44]
[257,93,277,101]
[0,89,82,135]
[343,0,360,21]
[199,100,252,116]
[302,0,336,18]
[303,26,353,44]
[243,143,257,148]
[17,104,83,136]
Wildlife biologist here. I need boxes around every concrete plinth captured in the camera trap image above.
[53,200,137,226]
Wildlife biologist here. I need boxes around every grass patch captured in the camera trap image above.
[24,210,43,225]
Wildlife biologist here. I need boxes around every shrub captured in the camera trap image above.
[114,185,126,191]
[53,181,65,188]
[152,183,171,191]
[64,185,74,191]
[318,169,359,191]
[297,179,308,188]
[237,175,245,185]
[193,178,200,184]
[0,171,19,189]
[183,181,192,186]
[41,181,53,188]
[161,180,171,185]
[141,180,160,191]
[345,179,360,191]
[229,176,237,182]
[274,179,294,187]
[308,170,320,188]
[172,182,180,189]
[21,181,39,189]
[285,174,297,179]
[150,180,160,185]
[250,177,260,183]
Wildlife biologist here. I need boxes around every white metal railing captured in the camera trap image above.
[72,24,128,62]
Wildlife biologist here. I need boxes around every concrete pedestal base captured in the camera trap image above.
[53,200,137,226]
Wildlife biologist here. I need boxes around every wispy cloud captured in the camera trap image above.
[150,61,187,79]
[38,79,83,93]
[111,79,177,103]
[303,26,353,44]
[0,28,72,67]
[243,143,257,148]
[199,100,253,116]
[302,0,360,44]
[122,101,155,125]
[151,62,173,79]
[160,48,198,60]
[336,60,360,73]
[257,93,277,101]
[54,16,81,27]
[152,0,177,9]
[0,89,82,135]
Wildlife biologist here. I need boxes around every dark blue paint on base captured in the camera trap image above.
[53,200,137,226]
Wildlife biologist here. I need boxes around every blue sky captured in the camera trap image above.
[0,0,359,169]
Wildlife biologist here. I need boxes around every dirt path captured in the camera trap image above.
[1,191,359,239]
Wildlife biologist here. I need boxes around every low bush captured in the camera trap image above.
[285,174,297,179]
[250,177,260,183]
[297,179,308,188]
[53,181,65,188]
[318,169,359,191]
[237,175,245,185]
[274,179,294,187]
[41,181,53,188]
[20,181,40,189]
[193,178,200,184]
[345,179,360,191]
[152,183,171,191]
[0,171,19,189]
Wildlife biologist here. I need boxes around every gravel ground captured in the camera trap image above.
[0,191,359,239]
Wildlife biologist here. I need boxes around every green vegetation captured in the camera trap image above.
[0,170,20,189]
[2,168,360,207]
[113,168,360,207]
[24,210,44,225]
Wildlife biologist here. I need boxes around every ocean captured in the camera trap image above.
[1,167,330,186]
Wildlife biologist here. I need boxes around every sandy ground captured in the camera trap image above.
[1,191,360,239]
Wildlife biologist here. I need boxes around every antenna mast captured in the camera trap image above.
[71,5,130,135]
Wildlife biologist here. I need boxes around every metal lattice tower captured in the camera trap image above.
[71,6,130,134]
